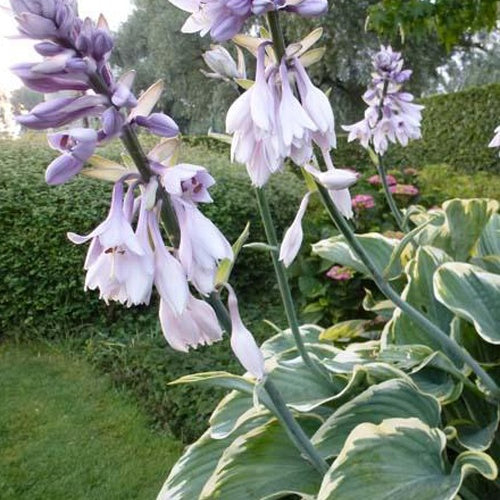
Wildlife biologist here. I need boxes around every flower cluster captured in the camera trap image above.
[8,1,269,371]
[326,265,353,281]
[169,0,327,42]
[368,173,397,187]
[389,183,419,197]
[352,193,375,210]
[226,43,337,187]
[343,45,424,155]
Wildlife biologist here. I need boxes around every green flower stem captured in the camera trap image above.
[208,292,329,475]
[315,181,500,401]
[374,151,407,232]
[255,187,330,382]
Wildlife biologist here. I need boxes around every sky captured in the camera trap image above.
[0,0,134,94]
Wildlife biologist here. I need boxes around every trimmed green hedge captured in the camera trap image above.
[0,137,303,336]
[385,83,500,174]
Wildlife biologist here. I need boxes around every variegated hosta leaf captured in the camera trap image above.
[299,47,326,68]
[82,155,130,182]
[445,386,500,452]
[383,246,459,364]
[200,419,322,500]
[318,418,497,500]
[312,233,400,277]
[478,212,500,257]
[442,198,498,261]
[158,416,269,500]
[320,320,373,342]
[311,379,441,459]
[362,289,395,319]
[434,262,500,344]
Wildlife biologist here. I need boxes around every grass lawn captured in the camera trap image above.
[0,342,182,500]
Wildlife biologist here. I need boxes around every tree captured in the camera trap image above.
[10,87,43,115]
[113,0,238,134]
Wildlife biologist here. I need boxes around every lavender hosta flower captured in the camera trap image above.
[68,182,157,307]
[159,293,223,352]
[294,58,336,153]
[352,194,375,210]
[148,211,189,315]
[100,107,126,141]
[343,46,424,155]
[226,284,265,380]
[278,59,317,163]
[176,201,233,294]
[284,0,328,16]
[226,43,282,186]
[16,94,107,130]
[160,164,215,204]
[45,128,98,184]
[279,192,311,268]
[134,113,179,138]
[75,16,114,65]
[10,0,78,41]
[489,126,500,156]
[202,45,242,80]
[11,61,90,93]
[168,0,252,42]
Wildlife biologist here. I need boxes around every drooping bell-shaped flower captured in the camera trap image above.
[175,200,233,294]
[17,94,108,130]
[68,183,156,306]
[226,42,282,187]
[227,285,265,380]
[294,58,335,153]
[134,113,179,138]
[160,163,215,204]
[148,211,189,316]
[45,128,97,185]
[279,192,311,268]
[159,293,223,352]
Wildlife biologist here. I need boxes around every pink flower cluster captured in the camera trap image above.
[326,266,353,281]
[389,184,419,197]
[352,194,375,210]
[368,174,397,187]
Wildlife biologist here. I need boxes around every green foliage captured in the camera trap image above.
[0,136,299,442]
[164,198,500,498]
[0,342,181,499]
[385,84,500,173]
[368,0,498,50]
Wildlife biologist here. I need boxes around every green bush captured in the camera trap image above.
[385,83,500,174]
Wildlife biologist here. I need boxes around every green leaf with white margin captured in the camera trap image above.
[478,212,500,256]
[443,198,498,261]
[215,222,250,286]
[200,419,322,500]
[445,386,500,452]
[158,416,270,500]
[312,233,400,277]
[209,390,270,440]
[320,320,372,342]
[312,379,441,459]
[362,288,395,319]
[383,246,458,363]
[318,418,498,500]
[434,262,500,344]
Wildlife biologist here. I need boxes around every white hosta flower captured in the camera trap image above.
[226,43,282,186]
[279,192,311,268]
[68,183,155,306]
[294,59,336,152]
[159,294,223,352]
[161,163,215,204]
[176,200,233,294]
[227,285,265,380]
[488,125,500,155]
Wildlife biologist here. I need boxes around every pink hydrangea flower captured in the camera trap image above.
[352,194,375,210]
[326,265,353,281]
[368,174,397,186]
[389,184,419,197]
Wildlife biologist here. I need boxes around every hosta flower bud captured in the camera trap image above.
[202,45,240,80]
